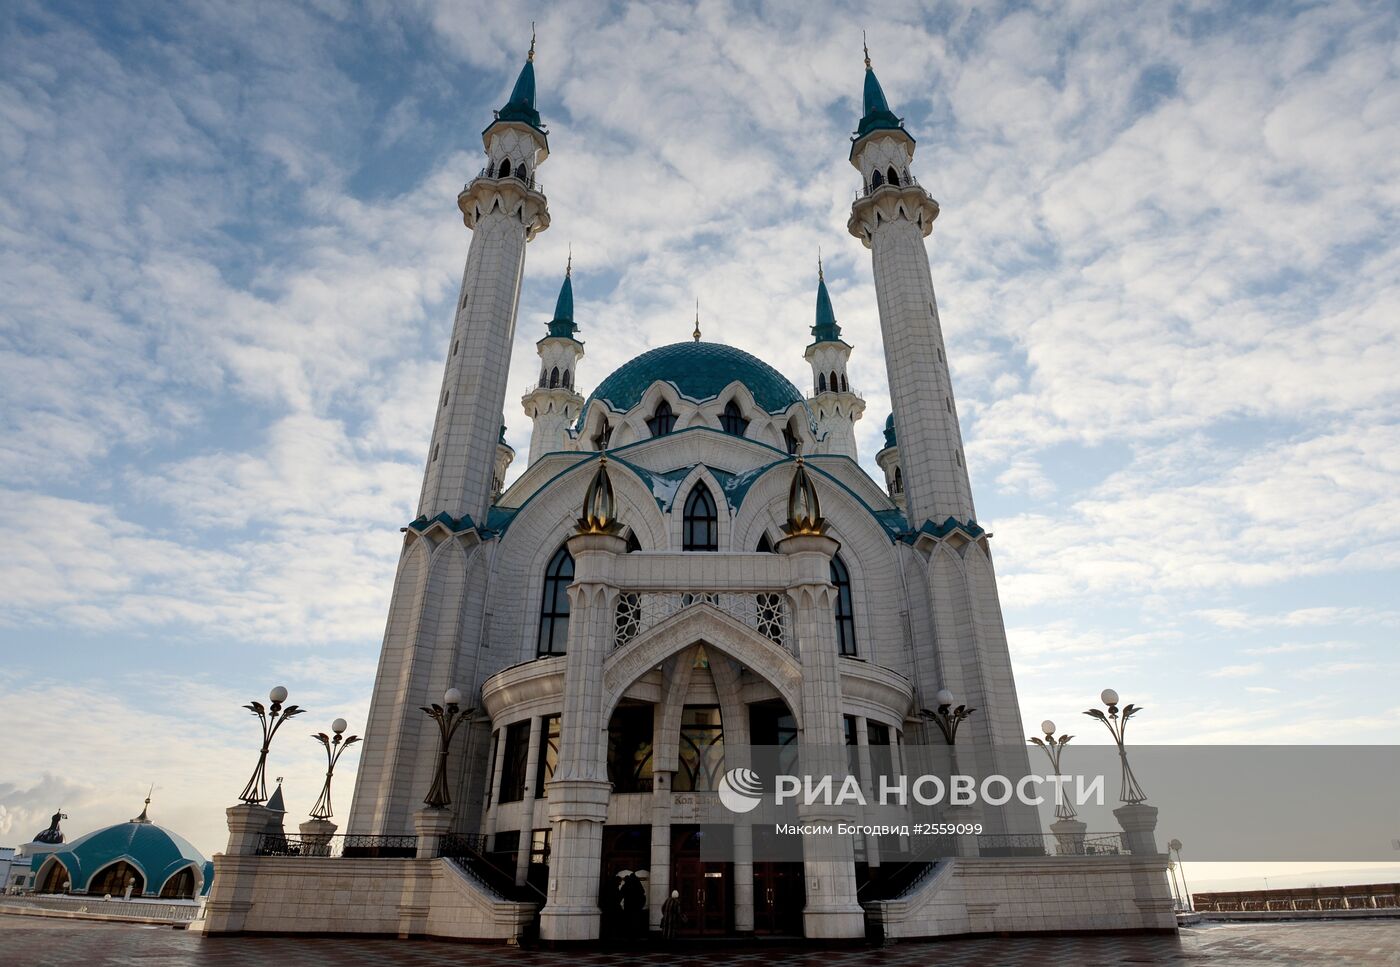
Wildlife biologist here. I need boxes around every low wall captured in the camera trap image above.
[867,854,1176,939]
[203,854,535,940]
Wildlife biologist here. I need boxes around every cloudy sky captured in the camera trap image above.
[1,0,1397,889]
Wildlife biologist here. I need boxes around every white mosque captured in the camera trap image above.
[204,42,1174,944]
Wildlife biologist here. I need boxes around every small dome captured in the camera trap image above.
[35,820,213,898]
[579,342,808,429]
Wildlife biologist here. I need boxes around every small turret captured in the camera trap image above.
[803,256,864,460]
[875,413,905,513]
[523,259,586,463]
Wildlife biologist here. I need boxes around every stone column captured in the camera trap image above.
[539,531,625,942]
[514,716,542,886]
[854,716,881,870]
[1049,818,1087,856]
[224,804,275,856]
[414,807,453,858]
[1114,803,1160,856]
[298,819,337,857]
[778,532,866,940]
[648,770,673,932]
[483,727,506,841]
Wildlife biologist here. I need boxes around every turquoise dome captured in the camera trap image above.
[35,819,213,898]
[578,342,808,429]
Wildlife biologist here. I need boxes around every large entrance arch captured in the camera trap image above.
[598,608,809,937]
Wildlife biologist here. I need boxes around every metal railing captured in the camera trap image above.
[254,832,417,858]
[1194,887,1400,912]
[853,174,931,201]
[439,834,546,905]
[614,591,792,652]
[0,893,201,921]
[466,168,543,195]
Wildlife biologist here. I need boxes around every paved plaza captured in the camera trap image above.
[2,918,1400,966]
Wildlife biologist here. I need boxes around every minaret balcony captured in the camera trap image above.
[458,172,550,236]
[847,178,940,245]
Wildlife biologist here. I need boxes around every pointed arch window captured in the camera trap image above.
[549,366,560,388]
[720,400,749,436]
[830,371,839,393]
[887,166,900,187]
[682,483,718,551]
[537,546,574,656]
[591,418,612,451]
[563,369,571,389]
[831,555,857,656]
[160,867,197,899]
[647,399,675,437]
[755,532,774,553]
[870,169,884,189]
[818,373,826,393]
[892,466,903,494]
[498,158,511,178]
[783,420,800,455]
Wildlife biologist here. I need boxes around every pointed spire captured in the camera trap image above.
[783,447,828,536]
[131,785,153,824]
[546,257,578,339]
[812,254,843,344]
[577,455,624,535]
[267,776,286,813]
[496,31,543,131]
[693,299,702,342]
[855,36,905,140]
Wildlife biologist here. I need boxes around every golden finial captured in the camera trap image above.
[693,299,701,342]
[528,22,536,62]
[566,243,572,277]
[818,247,824,282]
[863,31,871,70]
[577,454,623,535]
[783,444,827,537]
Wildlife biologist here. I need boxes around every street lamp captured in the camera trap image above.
[310,718,362,820]
[920,688,976,745]
[421,688,475,809]
[238,686,304,805]
[1028,720,1076,820]
[1083,688,1147,803]
[1169,838,1193,911]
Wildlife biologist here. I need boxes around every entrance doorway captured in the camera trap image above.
[753,861,805,935]
[600,825,651,941]
[671,825,733,936]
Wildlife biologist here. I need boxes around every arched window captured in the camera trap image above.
[625,530,641,553]
[537,546,574,656]
[647,399,675,437]
[88,861,145,897]
[682,484,718,551]
[517,164,529,183]
[892,466,903,494]
[36,859,70,894]
[755,532,774,553]
[720,400,749,436]
[539,369,548,388]
[498,158,511,178]
[887,166,900,187]
[159,867,197,899]
[549,366,560,388]
[829,371,839,394]
[841,374,848,392]
[870,168,884,189]
[563,369,571,389]
[783,420,799,455]
[831,555,857,656]
[818,372,826,393]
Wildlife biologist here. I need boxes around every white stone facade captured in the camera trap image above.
[205,54,1173,945]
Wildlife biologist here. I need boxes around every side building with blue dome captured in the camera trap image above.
[26,798,214,900]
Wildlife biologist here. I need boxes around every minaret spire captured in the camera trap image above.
[528,21,536,62]
[523,258,585,464]
[692,299,702,342]
[804,254,864,459]
[132,784,153,823]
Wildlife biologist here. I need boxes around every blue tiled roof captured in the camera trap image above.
[36,821,213,897]
[546,270,578,339]
[577,342,808,430]
[496,60,541,130]
[811,275,843,344]
[855,66,907,140]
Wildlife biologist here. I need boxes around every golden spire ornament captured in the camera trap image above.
[863,30,871,70]
[528,22,536,62]
[692,299,702,342]
[577,455,624,535]
[783,446,828,536]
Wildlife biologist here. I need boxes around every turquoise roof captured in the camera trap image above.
[811,274,842,343]
[546,270,578,339]
[884,413,897,448]
[36,820,213,897]
[855,66,910,142]
[496,59,542,131]
[577,342,809,429]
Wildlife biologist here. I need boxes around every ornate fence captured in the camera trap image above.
[614,591,792,651]
[0,893,200,922]
[253,832,417,858]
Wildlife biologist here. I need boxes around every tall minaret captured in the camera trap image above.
[522,259,585,464]
[803,257,864,460]
[417,39,550,524]
[846,45,974,526]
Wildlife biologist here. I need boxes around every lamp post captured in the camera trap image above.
[920,688,975,745]
[1169,838,1193,911]
[421,688,475,809]
[920,689,977,856]
[238,686,304,805]
[1028,720,1076,820]
[1083,688,1146,804]
[310,718,361,820]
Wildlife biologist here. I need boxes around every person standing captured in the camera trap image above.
[661,889,684,941]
